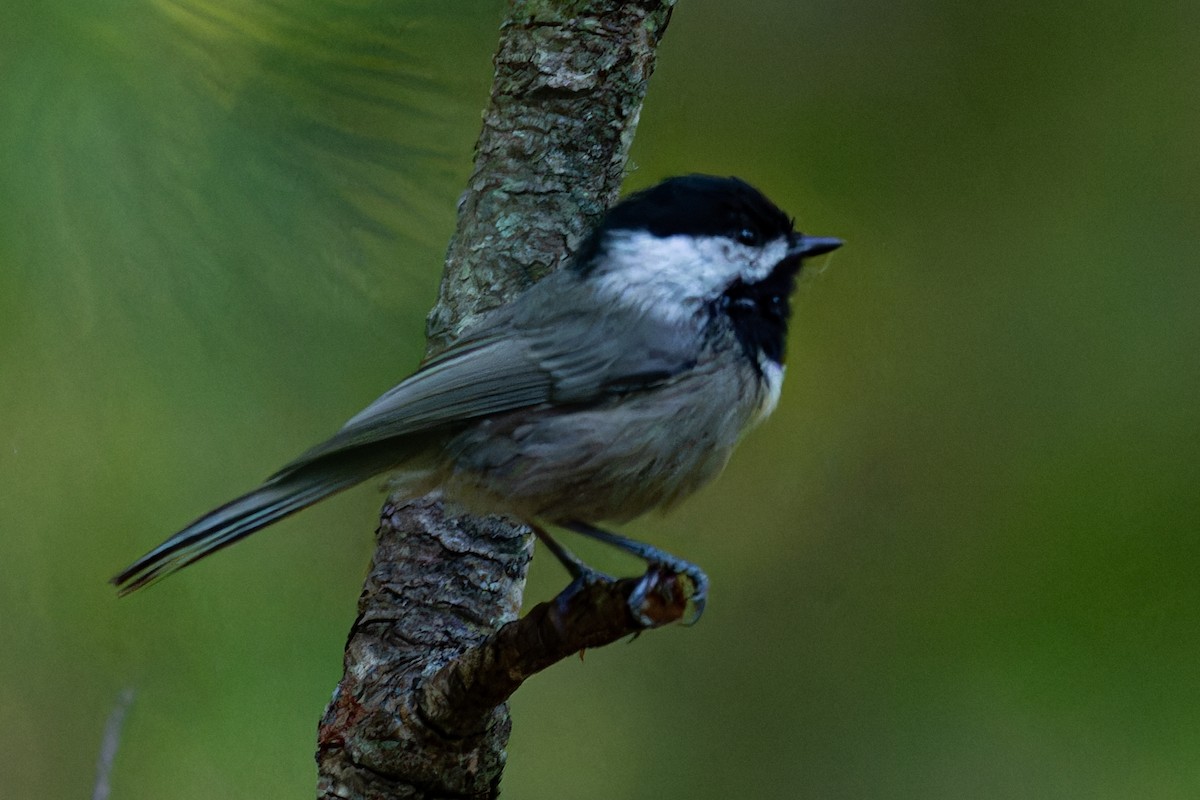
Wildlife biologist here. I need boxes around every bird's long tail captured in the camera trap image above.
[111,444,403,596]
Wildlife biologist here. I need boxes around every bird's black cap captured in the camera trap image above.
[576,175,797,270]
[604,175,794,240]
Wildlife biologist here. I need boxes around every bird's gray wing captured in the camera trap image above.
[273,272,700,476]
[113,283,700,593]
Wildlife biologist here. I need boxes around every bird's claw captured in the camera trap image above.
[553,566,615,618]
[628,562,708,628]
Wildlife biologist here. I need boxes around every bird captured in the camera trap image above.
[112,175,842,621]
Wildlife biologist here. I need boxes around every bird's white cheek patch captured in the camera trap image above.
[754,360,785,425]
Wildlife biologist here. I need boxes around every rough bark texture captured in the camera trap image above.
[426,0,676,351]
[316,2,676,798]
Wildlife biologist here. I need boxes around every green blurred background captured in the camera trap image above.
[3,0,1198,797]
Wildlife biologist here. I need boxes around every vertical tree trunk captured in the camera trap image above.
[316,2,676,797]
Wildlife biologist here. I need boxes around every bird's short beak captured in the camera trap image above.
[789,234,843,258]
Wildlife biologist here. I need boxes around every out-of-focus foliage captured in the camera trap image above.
[2,0,1198,798]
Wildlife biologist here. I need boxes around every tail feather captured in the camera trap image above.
[111,444,404,595]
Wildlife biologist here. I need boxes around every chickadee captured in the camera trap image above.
[112,175,841,620]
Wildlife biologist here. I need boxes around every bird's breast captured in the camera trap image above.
[439,357,768,524]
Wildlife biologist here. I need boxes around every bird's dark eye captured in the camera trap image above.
[735,226,762,247]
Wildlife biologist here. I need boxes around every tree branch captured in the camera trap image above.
[426,0,676,349]
[316,2,676,798]
[417,568,692,741]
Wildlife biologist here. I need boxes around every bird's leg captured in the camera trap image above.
[531,523,613,585]
[531,523,620,626]
[561,520,708,625]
